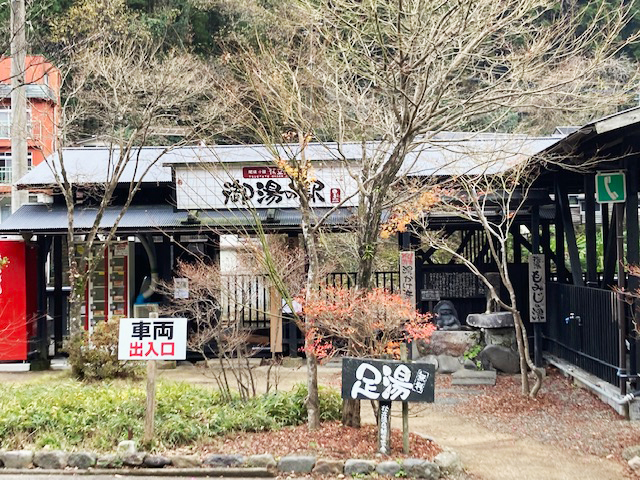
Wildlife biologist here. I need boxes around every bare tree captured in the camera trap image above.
[223,0,638,424]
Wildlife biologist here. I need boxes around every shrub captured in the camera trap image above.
[66,321,143,380]
[0,381,342,451]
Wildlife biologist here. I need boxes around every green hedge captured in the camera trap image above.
[0,382,341,451]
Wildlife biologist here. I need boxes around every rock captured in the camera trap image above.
[463,358,478,370]
[344,459,376,476]
[245,454,276,469]
[123,452,146,467]
[143,454,171,468]
[436,354,463,373]
[0,454,3,468]
[277,455,316,473]
[466,312,514,328]
[97,454,122,468]
[203,454,245,467]
[629,456,640,472]
[116,440,137,457]
[402,458,440,479]
[415,354,438,370]
[68,452,97,469]
[483,328,517,349]
[451,369,497,386]
[2,450,33,469]
[312,458,344,475]
[479,345,520,374]
[376,460,402,476]
[623,445,640,461]
[434,450,463,475]
[170,455,202,468]
[34,450,68,469]
[418,331,480,357]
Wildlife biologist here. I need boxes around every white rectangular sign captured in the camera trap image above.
[118,318,188,360]
[175,163,359,210]
[528,254,546,323]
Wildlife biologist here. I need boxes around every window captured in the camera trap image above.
[0,151,33,184]
[0,106,33,138]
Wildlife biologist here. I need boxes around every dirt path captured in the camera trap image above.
[372,404,626,480]
[0,364,629,479]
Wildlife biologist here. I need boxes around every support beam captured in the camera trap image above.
[448,230,473,265]
[37,237,51,361]
[626,163,640,381]
[542,222,551,275]
[603,208,618,288]
[53,236,63,355]
[512,226,522,264]
[555,189,566,283]
[557,182,584,286]
[584,174,598,287]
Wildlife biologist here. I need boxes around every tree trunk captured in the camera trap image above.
[68,281,85,336]
[342,398,361,428]
[306,352,320,429]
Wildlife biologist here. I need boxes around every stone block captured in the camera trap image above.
[245,454,276,469]
[402,458,439,479]
[434,450,463,475]
[143,454,170,468]
[34,450,68,469]
[204,454,245,467]
[2,450,33,469]
[418,331,480,357]
[116,440,137,457]
[312,458,344,475]
[123,452,146,466]
[344,459,376,476]
[479,345,520,374]
[96,454,122,468]
[466,312,514,328]
[376,460,402,476]
[483,328,517,349]
[623,445,640,461]
[451,369,497,386]
[436,354,463,373]
[68,452,97,469]
[629,456,640,472]
[170,454,202,468]
[277,455,316,473]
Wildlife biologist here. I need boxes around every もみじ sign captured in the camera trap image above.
[341,357,435,403]
[118,318,187,360]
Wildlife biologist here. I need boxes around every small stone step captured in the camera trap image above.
[451,369,497,386]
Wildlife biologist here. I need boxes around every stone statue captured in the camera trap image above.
[433,300,461,331]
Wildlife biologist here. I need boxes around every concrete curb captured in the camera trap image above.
[0,467,274,477]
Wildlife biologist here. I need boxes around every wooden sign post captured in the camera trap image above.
[118,314,187,444]
[342,357,435,455]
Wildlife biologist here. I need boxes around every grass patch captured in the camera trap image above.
[0,381,341,451]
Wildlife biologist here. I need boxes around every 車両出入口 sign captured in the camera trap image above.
[341,357,435,403]
[118,317,187,360]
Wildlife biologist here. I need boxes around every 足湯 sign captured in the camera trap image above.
[118,317,187,360]
[341,357,435,403]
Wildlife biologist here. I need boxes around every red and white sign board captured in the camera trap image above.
[118,318,187,360]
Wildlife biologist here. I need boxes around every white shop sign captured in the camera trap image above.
[175,163,359,210]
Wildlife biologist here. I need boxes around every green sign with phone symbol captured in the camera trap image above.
[596,171,626,204]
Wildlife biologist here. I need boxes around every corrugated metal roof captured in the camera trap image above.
[0,204,356,234]
[16,132,565,188]
[17,148,173,187]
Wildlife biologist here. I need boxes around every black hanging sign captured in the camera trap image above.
[341,357,435,403]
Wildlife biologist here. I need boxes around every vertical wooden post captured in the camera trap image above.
[531,205,542,368]
[144,312,158,444]
[616,203,627,396]
[269,286,283,354]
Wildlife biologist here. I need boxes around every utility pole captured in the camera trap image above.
[10,0,28,213]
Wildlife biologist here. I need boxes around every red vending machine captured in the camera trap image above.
[0,240,38,361]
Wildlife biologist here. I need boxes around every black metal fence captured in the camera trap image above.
[325,271,399,292]
[544,282,620,386]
